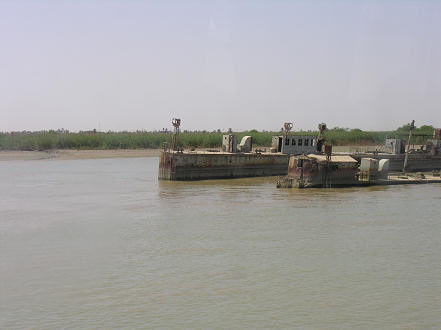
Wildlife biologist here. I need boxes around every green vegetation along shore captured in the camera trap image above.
[0,124,435,151]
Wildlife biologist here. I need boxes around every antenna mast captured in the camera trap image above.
[403,120,415,173]
[170,118,181,151]
[283,122,293,136]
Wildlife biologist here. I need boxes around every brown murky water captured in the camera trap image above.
[1,157,441,329]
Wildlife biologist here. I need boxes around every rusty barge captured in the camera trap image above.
[276,152,441,188]
[158,119,441,181]
[346,128,441,171]
[159,151,290,181]
[158,121,319,181]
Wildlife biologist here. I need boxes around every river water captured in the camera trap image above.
[1,157,440,329]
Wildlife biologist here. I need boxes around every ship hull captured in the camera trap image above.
[350,153,441,171]
[158,151,289,181]
[158,151,441,181]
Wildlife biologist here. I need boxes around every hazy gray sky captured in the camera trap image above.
[1,0,440,132]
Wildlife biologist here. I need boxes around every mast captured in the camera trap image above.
[317,123,327,153]
[283,122,293,137]
[402,120,415,173]
[170,118,181,151]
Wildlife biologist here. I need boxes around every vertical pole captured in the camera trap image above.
[317,123,327,153]
[171,118,181,151]
[324,145,332,187]
[403,120,415,173]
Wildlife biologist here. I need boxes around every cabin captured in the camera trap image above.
[426,139,441,156]
[385,139,405,154]
[271,135,318,155]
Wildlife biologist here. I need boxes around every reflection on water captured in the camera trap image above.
[1,157,441,329]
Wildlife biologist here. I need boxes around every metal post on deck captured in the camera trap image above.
[283,122,293,136]
[317,123,327,153]
[323,145,332,188]
[403,120,415,174]
[170,118,181,151]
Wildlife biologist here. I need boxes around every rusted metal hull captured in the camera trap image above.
[158,151,289,181]
[290,169,360,188]
[284,155,359,188]
[277,154,441,188]
[158,151,441,181]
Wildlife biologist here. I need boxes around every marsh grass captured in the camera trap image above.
[0,124,435,151]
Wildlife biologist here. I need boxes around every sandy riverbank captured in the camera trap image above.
[0,145,385,161]
[0,149,162,161]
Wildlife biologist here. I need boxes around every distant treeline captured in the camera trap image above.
[0,124,436,151]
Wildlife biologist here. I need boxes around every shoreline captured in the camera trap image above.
[0,149,162,161]
[0,145,384,161]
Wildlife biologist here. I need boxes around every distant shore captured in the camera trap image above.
[0,145,385,161]
[1,124,432,153]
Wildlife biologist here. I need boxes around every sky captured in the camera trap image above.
[1,0,440,132]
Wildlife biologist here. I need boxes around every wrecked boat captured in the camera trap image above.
[159,120,318,181]
[276,153,360,188]
[276,152,441,188]
[159,118,441,181]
